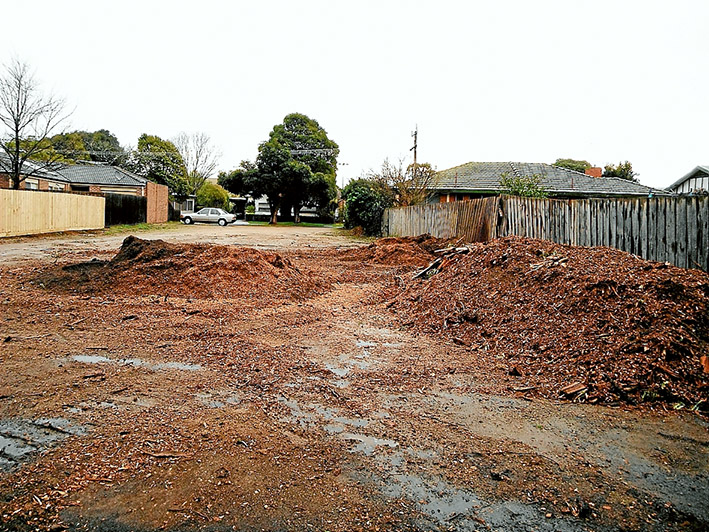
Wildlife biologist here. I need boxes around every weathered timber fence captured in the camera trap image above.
[382,195,709,271]
[0,189,105,237]
[383,197,500,243]
[105,193,147,226]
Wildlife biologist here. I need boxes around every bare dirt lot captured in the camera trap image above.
[0,224,707,532]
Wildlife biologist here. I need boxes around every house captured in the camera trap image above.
[55,164,147,196]
[430,162,665,202]
[667,166,709,195]
[0,157,148,196]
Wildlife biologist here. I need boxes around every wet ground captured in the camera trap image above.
[0,225,707,531]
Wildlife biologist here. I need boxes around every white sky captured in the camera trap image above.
[1,0,707,189]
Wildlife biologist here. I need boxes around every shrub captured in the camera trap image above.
[342,178,394,236]
[196,182,230,210]
[500,173,548,198]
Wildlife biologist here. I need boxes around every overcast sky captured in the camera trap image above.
[1,0,706,189]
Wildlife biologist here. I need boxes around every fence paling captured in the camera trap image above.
[383,195,708,272]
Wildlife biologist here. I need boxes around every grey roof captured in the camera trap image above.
[667,165,709,190]
[55,164,147,187]
[434,162,666,197]
[0,153,69,181]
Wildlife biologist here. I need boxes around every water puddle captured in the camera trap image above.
[0,418,85,472]
[340,433,398,455]
[71,354,201,372]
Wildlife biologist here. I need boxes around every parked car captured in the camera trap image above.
[180,208,236,226]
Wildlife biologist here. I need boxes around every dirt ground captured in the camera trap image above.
[0,224,707,532]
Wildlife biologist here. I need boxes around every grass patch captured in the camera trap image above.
[102,221,181,236]
[246,221,339,228]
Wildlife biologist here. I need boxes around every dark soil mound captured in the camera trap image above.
[391,236,709,410]
[47,236,323,300]
[340,234,454,267]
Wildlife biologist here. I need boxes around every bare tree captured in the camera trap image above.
[173,132,221,195]
[0,59,70,189]
[369,158,438,206]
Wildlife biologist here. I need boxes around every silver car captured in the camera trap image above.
[180,208,236,226]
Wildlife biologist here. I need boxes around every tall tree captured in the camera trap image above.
[266,113,339,223]
[553,158,592,174]
[0,59,70,189]
[219,113,339,224]
[125,134,189,199]
[603,161,639,182]
[173,132,221,196]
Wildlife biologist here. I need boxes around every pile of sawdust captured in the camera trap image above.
[45,236,324,301]
[391,237,709,409]
[339,234,454,267]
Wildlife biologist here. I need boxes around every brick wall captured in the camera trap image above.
[0,174,9,189]
[146,181,169,224]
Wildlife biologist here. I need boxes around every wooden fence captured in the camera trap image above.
[105,193,147,226]
[0,189,105,237]
[382,195,709,271]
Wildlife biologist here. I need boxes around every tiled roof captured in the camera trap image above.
[55,164,147,187]
[0,154,69,181]
[434,162,666,197]
[667,165,709,191]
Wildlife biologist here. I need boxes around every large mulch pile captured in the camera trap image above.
[44,236,324,300]
[339,234,454,267]
[390,236,709,410]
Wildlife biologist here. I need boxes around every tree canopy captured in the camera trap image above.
[0,59,70,188]
[218,113,339,223]
[553,158,592,174]
[603,161,639,182]
[43,129,125,164]
[125,134,189,199]
[196,181,230,210]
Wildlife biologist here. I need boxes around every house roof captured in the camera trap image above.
[0,153,69,181]
[55,164,147,187]
[434,162,665,197]
[667,165,709,191]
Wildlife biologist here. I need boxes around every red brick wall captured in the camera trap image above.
[38,179,49,191]
[0,175,9,189]
[146,181,168,223]
[585,167,603,178]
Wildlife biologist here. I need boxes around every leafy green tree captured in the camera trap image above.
[43,129,125,164]
[499,173,548,198]
[342,178,394,235]
[196,182,230,210]
[126,134,189,199]
[219,113,339,224]
[603,161,638,182]
[553,158,592,174]
[266,113,339,223]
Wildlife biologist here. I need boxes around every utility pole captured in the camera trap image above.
[410,125,418,167]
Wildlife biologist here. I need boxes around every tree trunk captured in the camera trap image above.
[293,205,301,224]
[268,198,280,225]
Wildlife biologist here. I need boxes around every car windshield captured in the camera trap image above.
[197,208,209,214]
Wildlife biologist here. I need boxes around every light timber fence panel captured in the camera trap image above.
[0,189,104,237]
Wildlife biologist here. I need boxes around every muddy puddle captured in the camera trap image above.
[0,418,85,472]
[69,354,202,372]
